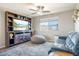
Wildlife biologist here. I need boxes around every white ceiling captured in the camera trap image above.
[0,3,76,17]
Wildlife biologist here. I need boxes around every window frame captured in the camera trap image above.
[40,17,59,31]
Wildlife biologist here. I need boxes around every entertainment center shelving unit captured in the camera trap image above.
[5,11,32,47]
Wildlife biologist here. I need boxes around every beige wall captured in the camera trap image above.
[76,4,79,9]
[74,4,79,32]
[32,10,74,41]
[0,9,5,48]
[0,9,75,48]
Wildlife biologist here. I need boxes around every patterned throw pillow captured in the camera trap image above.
[65,32,78,51]
[66,36,74,50]
[65,32,79,55]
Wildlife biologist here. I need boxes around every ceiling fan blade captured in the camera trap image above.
[31,12,37,15]
[29,9,37,11]
[42,11,50,13]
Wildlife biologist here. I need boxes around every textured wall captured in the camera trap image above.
[0,10,5,48]
[0,9,74,48]
[32,10,74,41]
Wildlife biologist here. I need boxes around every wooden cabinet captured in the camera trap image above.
[5,11,32,47]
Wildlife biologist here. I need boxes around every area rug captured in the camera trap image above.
[0,41,53,56]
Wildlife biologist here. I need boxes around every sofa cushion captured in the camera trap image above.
[57,36,67,44]
[66,32,76,49]
[71,33,79,55]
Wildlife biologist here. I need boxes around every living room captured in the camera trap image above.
[0,3,79,56]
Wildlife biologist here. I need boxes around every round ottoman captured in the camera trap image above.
[31,35,46,44]
[49,51,73,56]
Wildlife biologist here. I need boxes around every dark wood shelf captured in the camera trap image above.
[8,30,13,32]
[8,20,13,23]
[8,26,13,27]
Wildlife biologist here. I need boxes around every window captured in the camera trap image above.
[40,17,58,31]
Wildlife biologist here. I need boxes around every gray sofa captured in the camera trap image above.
[48,32,79,56]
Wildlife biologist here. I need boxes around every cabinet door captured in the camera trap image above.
[23,33,31,41]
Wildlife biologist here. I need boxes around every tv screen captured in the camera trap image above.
[13,19,29,31]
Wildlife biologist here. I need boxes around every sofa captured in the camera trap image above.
[48,32,79,56]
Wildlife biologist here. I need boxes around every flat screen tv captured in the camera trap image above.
[13,19,29,31]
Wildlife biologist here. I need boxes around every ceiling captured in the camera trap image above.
[0,3,77,17]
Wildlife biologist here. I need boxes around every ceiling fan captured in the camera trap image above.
[29,5,50,15]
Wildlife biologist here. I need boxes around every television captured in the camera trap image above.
[13,19,29,31]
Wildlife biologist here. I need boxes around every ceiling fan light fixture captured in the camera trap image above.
[37,12,43,15]
[37,6,44,10]
[29,3,50,15]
